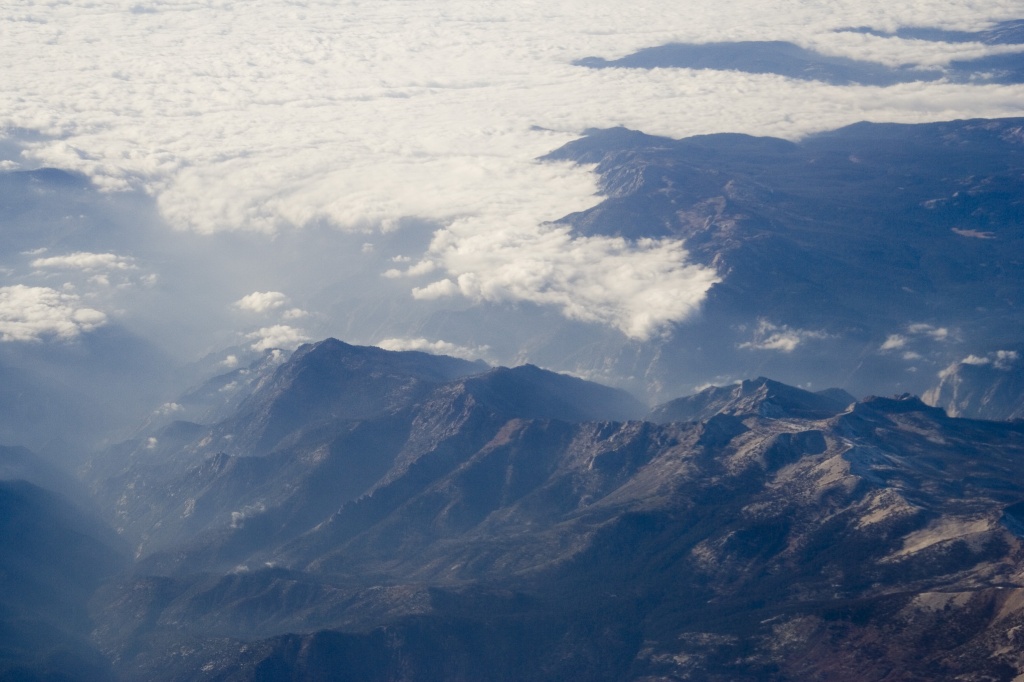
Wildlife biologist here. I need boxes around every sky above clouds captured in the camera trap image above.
[1,0,1023,354]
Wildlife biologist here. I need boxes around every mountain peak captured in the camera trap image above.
[649,377,853,423]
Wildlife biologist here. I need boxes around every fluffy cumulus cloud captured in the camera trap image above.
[234,291,288,314]
[247,324,310,351]
[0,285,107,342]
[2,0,1023,338]
[412,222,720,339]
[958,350,1019,370]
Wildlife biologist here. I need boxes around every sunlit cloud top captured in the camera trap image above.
[2,0,1022,340]
[0,285,107,342]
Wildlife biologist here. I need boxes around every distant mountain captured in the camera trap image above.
[576,21,1024,84]
[75,340,1024,681]
[0,323,177,453]
[0,479,127,681]
[649,376,855,422]
[84,339,641,564]
[542,118,1024,400]
[576,41,944,86]
[924,348,1024,420]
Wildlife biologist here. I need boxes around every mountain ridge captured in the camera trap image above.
[64,338,1024,680]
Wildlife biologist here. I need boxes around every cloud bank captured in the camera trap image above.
[2,0,1022,342]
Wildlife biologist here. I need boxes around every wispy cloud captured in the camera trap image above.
[31,252,136,272]
[881,323,956,353]
[739,319,829,352]
[377,337,491,361]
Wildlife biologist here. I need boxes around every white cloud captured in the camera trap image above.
[907,323,950,341]
[247,324,309,351]
[959,350,1019,369]
[155,402,184,416]
[739,319,828,352]
[961,354,990,365]
[994,350,1019,369]
[384,259,437,279]
[2,0,1023,338]
[0,285,107,342]
[31,251,136,272]
[412,278,461,300]
[414,221,720,339]
[377,337,490,361]
[234,291,288,313]
[937,349,1020,381]
[882,323,956,356]
[804,31,1024,69]
[880,334,907,351]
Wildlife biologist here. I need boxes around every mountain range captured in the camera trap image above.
[5,338,1009,681]
[538,117,1024,402]
[2,114,1024,679]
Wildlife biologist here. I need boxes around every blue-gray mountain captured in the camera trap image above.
[0,446,127,681]
[541,117,1024,408]
[924,347,1024,420]
[575,20,1024,85]
[4,115,1024,680]
[61,339,1024,681]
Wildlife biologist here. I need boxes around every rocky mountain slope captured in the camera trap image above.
[540,117,1024,405]
[64,340,1024,681]
[924,348,1024,420]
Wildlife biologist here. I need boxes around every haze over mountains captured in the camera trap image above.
[4,115,1023,453]
[5,338,1024,680]
[3,0,1024,679]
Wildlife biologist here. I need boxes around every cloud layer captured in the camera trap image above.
[2,0,1022,342]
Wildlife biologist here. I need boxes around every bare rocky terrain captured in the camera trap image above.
[34,340,1024,681]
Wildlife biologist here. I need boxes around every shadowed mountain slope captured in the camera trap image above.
[0,479,127,681]
[78,341,1024,681]
[542,117,1024,403]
